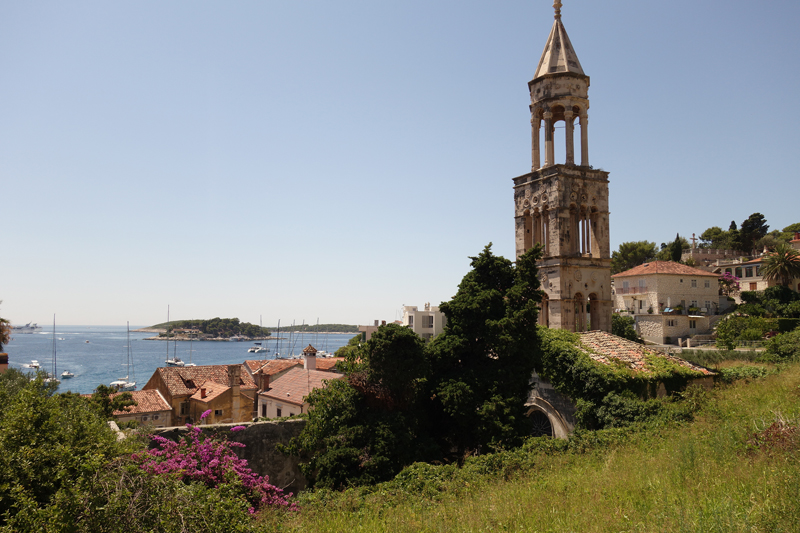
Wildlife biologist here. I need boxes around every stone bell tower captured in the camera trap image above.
[513,0,612,332]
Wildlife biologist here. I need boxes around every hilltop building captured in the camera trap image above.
[401,303,447,340]
[513,0,612,333]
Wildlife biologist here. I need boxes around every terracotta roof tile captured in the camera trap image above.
[260,367,344,406]
[153,365,256,397]
[253,359,303,376]
[613,260,719,278]
[315,357,344,372]
[577,331,714,376]
[189,381,230,403]
[111,389,171,416]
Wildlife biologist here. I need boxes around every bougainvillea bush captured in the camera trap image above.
[133,410,297,514]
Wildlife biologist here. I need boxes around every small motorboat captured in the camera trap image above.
[248,342,267,353]
[61,370,75,379]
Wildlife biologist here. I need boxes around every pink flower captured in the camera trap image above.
[230,426,246,432]
[201,409,212,420]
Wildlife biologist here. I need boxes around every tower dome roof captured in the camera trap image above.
[533,1,585,80]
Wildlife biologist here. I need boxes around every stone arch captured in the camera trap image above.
[539,293,550,327]
[523,209,533,252]
[588,292,601,331]
[525,399,571,439]
[573,292,586,332]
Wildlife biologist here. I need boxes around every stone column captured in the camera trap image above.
[564,109,575,166]
[580,113,589,166]
[532,115,541,171]
[544,111,554,167]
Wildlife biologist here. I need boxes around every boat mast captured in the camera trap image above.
[52,314,56,378]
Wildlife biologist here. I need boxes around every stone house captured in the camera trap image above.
[612,261,721,344]
[257,346,343,419]
[111,389,172,428]
[142,364,258,426]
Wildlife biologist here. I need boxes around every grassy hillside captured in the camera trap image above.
[270,361,800,532]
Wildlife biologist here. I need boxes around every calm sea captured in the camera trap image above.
[4,325,357,395]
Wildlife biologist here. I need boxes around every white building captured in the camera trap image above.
[401,303,447,340]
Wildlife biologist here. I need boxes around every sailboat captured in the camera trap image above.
[248,316,268,353]
[164,306,184,366]
[183,334,197,367]
[110,322,136,391]
[44,315,60,385]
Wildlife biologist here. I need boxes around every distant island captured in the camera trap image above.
[137,317,271,341]
[269,323,359,334]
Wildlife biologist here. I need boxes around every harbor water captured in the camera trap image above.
[4,325,358,395]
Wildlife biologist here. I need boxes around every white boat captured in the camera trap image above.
[61,370,75,379]
[164,306,185,366]
[111,322,136,391]
[248,342,266,353]
[25,360,41,369]
[183,335,197,367]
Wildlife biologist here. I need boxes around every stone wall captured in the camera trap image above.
[154,419,308,494]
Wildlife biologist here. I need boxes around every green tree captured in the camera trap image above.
[739,213,770,255]
[0,301,10,352]
[286,324,432,489]
[656,235,689,261]
[0,371,125,525]
[611,314,643,343]
[699,226,731,249]
[334,333,363,359]
[611,241,658,274]
[761,243,800,287]
[427,244,542,458]
[90,384,137,419]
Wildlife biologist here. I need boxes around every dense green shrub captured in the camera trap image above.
[715,316,778,349]
[0,370,126,527]
[611,314,643,343]
[537,328,707,430]
[764,330,800,361]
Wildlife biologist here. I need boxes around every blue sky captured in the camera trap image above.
[3,0,799,326]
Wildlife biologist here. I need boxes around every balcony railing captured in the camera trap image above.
[615,286,648,295]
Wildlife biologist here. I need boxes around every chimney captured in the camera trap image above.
[228,364,241,391]
[303,344,317,371]
[374,319,379,326]
[200,387,206,399]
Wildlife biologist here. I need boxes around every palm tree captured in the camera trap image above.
[761,244,800,288]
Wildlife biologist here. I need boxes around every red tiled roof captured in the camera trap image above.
[112,389,171,416]
[244,359,271,373]
[315,357,344,372]
[613,260,719,278]
[253,359,303,376]
[189,381,230,403]
[577,331,714,375]
[260,367,344,406]
[153,365,257,397]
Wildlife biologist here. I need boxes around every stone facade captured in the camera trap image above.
[513,3,612,333]
[612,261,722,344]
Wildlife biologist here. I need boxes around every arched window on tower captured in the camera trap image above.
[523,211,533,253]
